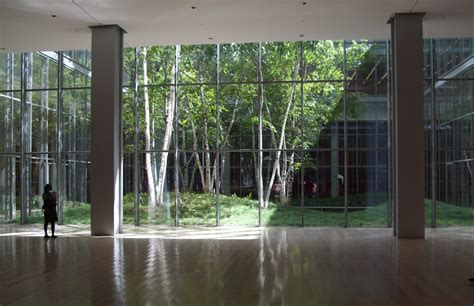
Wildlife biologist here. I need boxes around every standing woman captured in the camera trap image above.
[42,184,58,238]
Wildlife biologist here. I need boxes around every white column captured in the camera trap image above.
[389,13,425,238]
[90,25,125,236]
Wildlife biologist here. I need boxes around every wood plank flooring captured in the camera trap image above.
[0,225,473,305]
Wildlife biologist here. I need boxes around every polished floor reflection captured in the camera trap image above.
[1,225,474,305]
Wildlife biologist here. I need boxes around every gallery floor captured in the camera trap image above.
[0,224,473,305]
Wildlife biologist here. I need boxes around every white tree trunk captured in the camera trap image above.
[199,76,213,193]
[156,46,180,205]
[263,60,299,207]
[142,47,157,211]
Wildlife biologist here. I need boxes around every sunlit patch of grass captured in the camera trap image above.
[4,193,474,227]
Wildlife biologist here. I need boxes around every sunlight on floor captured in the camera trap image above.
[1,224,474,240]
[0,224,265,240]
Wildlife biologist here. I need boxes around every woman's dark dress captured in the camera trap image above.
[42,192,58,223]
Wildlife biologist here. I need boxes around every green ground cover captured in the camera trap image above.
[3,193,474,227]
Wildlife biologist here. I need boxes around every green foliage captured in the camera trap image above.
[4,193,474,227]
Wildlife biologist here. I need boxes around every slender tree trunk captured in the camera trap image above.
[142,47,157,211]
[280,150,295,206]
[199,72,213,193]
[189,156,197,191]
[179,134,189,192]
[156,46,180,205]
[263,60,300,207]
[252,125,260,201]
[279,117,296,206]
[190,118,206,191]
[209,95,240,191]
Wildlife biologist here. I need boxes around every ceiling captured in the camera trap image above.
[0,0,473,52]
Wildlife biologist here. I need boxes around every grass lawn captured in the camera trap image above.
[3,193,474,227]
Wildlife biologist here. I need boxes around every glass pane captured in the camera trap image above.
[27,52,58,90]
[63,50,91,68]
[63,61,91,88]
[346,40,388,95]
[303,150,345,226]
[304,82,345,149]
[261,150,301,226]
[62,89,90,152]
[30,90,57,153]
[304,208,345,226]
[63,50,91,88]
[123,47,135,87]
[178,85,217,150]
[62,152,90,224]
[434,38,472,79]
[261,42,300,81]
[178,151,216,226]
[139,46,176,85]
[262,83,301,150]
[220,43,258,83]
[436,80,473,149]
[0,92,21,153]
[0,53,21,91]
[0,155,20,223]
[220,84,258,150]
[123,87,135,154]
[303,40,344,81]
[138,152,176,225]
[435,149,474,226]
[347,150,388,227]
[123,153,135,224]
[24,153,58,224]
[179,45,217,84]
[220,152,259,226]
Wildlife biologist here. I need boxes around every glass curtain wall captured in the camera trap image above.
[424,38,474,227]
[123,40,390,227]
[0,50,91,224]
[2,37,472,228]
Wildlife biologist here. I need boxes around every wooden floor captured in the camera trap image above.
[0,225,473,306]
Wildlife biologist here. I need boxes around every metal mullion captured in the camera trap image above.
[57,52,64,224]
[343,41,348,228]
[300,41,305,227]
[257,42,263,227]
[23,87,60,92]
[0,89,21,93]
[20,53,29,224]
[304,206,387,210]
[71,65,78,210]
[386,41,393,225]
[131,79,346,89]
[60,150,90,154]
[26,54,33,218]
[430,39,437,228]
[389,31,397,235]
[61,86,91,91]
[133,47,140,226]
[174,45,180,227]
[25,151,58,155]
[216,44,221,227]
[6,53,15,220]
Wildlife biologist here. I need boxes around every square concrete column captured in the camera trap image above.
[90,25,125,236]
[389,13,425,238]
